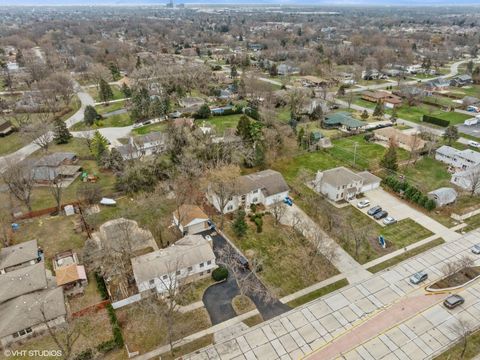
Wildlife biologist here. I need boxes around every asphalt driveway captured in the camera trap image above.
[200,230,290,325]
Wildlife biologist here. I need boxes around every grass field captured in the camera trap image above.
[95,100,126,115]
[86,84,125,102]
[223,214,339,297]
[204,114,247,133]
[400,157,452,192]
[367,238,446,273]
[132,122,168,135]
[434,326,480,360]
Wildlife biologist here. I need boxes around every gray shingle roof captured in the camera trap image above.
[0,240,38,270]
[236,170,289,197]
[319,167,363,187]
[0,262,47,303]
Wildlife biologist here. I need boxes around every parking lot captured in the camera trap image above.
[351,189,461,241]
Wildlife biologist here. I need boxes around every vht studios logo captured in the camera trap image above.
[4,349,63,357]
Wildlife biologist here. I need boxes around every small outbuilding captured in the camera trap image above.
[427,187,457,207]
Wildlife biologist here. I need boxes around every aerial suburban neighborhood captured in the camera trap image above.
[1,1,480,360]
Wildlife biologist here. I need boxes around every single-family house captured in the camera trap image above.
[0,287,66,347]
[173,205,210,235]
[313,167,381,202]
[462,96,480,107]
[450,75,473,87]
[323,112,367,132]
[361,91,402,108]
[31,152,81,185]
[0,120,14,137]
[53,251,87,297]
[0,239,40,274]
[426,79,450,91]
[132,234,216,295]
[173,117,194,128]
[116,131,167,160]
[435,145,480,170]
[451,166,480,194]
[373,127,426,152]
[428,187,457,207]
[208,169,289,214]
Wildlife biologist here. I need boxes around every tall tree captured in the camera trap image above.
[53,118,72,144]
[2,161,35,211]
[91,130,109,160]
[84,105,98,126]
[98,78,114,103]
[380,140,399,171]
[373,102,384,118]
[207,165,240,229]
[443,125,459,145]
[236,115,252,141]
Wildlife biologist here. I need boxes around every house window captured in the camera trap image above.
[199,271,204,276]
[149,279,155,286]
[176,270,181,275]
[252,197,258,203]
[227,205,233,211]
[187,266,193,272]
[207,260,212,265]
[200,263,204,268]
[162,275,168,280]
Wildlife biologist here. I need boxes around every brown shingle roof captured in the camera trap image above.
[174,205,209,227]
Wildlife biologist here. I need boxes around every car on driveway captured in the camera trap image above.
[472,244,480,254]
[374,210,388,220]
[357,199,370,208]
[383,216,397,225]
[235,254,250,270]
[444,295,465,309]
[283,196,293,206]
[410,271,428,285]
[367,205,382,216]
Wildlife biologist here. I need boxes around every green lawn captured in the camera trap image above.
[95,100,127,115]
[367,238,445,273]
[380,218,434,249]
[287,279,349,308]
[400,157,452,192]
[204,114,247,133]
[222,214,339,297]
[71,112,132,131]
[86,85,125,102]
[132,122,168,136]
[459,213,480,233]
[394,104,471,125]
[0,131,26,156]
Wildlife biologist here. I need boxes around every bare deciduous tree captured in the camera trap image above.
[269,196,287,225]
[442,255,474,277]
[2,160,35,211]
[466,168,480,197]
[49,170,64,215]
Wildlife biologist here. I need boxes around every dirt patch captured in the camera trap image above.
[431,266,480,289]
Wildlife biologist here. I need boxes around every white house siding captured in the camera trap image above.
[185,221,209,235]
[360,181,380,193]
[138,259,217,295]
[435,153,456,166]
[264,191,289,206]
[210,189,288,214]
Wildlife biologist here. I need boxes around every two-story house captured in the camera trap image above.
[313,167,381,202]
[208,169,289,214]
[117,131,167,160]
[131,234,217,296]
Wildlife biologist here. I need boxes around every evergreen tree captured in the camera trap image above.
[361,110,369,121]
[99,78,114,103]
[236,115,252,141]
[135,56,142,69]
[310,105,324,125]
[232,210,247,238]
[84,105,98,126]
[390,107,398,123]
[15,49,24,66]
[269,63,278,77]
[108,62,121,81]
[297,127,305,148]
[91,130,109,160]
[254,142,266,168]
[53,118,72,144]
[443,125,459,145]
[472,66,480,84]
[373,102,384,118]
[130,87,151,121]
[121,83,132,98]
[195,104,211,119]
[380,142,399,171]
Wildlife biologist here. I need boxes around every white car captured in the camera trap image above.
[357,199,370,208]
[383,216,397,225]
[468,140,480,148]
[204,235,213,242]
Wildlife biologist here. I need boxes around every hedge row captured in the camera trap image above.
[383,176,436,211]
[94,272,109,300]
[422,115,450,127]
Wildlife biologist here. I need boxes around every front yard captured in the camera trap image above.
[222,213,339,297]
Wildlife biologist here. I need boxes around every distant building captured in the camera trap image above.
[361,91,402,108]
[323,112,367,132]
[428,187,457,207]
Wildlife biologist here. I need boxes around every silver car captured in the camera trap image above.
[383,216,397,225]
[472,244,480,255]
[410,271,428,285]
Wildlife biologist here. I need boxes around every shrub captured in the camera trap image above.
[212,266,228,281]
[232,210,247,238]
[250,203,257,213]
[425,199,437,211]
[112,325,124,347]
[95,272,109,300]
[254,217,263,233]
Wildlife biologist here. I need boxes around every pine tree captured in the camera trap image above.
[121,83,132,98]
[361,110,369,121]
[373,102,384,118]
[99,78,114,103]
[236,115,251,141]
[195,104,211,119]
[91,130,109,160]
[53,118,72,144]
[84,105,98,126]
[109,148,125,173]
[390,107,398,123]
[232,210,247,238]
[380,142,398,171]
[269,63,278,77]
[297,127,305,148]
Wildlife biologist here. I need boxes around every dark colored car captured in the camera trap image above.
[444,295,465,309]
[373,210,388,220]
[367,206,382,216]
[235,254,250,270]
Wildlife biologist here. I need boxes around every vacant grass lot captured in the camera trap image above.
[204,114,247,133]
[401,157,452,192]
[223,214,339,297]
[86,84,125,102]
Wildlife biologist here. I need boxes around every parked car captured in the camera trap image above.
[468,140,480,148]
[383,216,397,225]
[443,295,465,309]
[283,196,293,206]
[374,210,388,220]
[409,271,428,285]
[235,254,250,270]
[471,244,480,254]
[357,199,371,209]
[367,206,382,216]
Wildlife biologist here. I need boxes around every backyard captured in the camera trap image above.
[204,113,247,133]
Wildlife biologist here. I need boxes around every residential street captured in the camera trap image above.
[185,229,480,360]
[0,83,94,173]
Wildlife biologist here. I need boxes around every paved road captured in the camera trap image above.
[281,204,372,284]
[0,83,94,173]
[184,229,480,360]
[201,230,290,325]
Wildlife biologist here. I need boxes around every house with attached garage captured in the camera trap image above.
[173,205,210,235]
[207,169,289,214]
[116,131,167,160]
[131,234,217,296]
[313,166,381,202]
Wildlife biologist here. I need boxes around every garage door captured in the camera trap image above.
[187,221,208,234]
